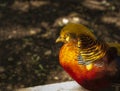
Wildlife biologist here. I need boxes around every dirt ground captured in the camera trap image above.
[0,0,120,91]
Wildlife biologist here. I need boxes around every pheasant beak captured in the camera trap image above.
[56,37,63,43]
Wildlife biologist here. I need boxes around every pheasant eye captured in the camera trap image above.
[66,36,70,42]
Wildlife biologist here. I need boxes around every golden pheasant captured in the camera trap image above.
[56,23,120,91]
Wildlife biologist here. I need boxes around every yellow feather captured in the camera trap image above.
[86,63,93,70]
[60,23,96,40]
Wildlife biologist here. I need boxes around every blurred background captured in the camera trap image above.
[0,0,120,91]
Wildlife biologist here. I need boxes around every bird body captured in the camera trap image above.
[59,40,116,90]
[56,23,120,91]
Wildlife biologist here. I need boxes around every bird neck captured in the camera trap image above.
[79,39,108,63]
